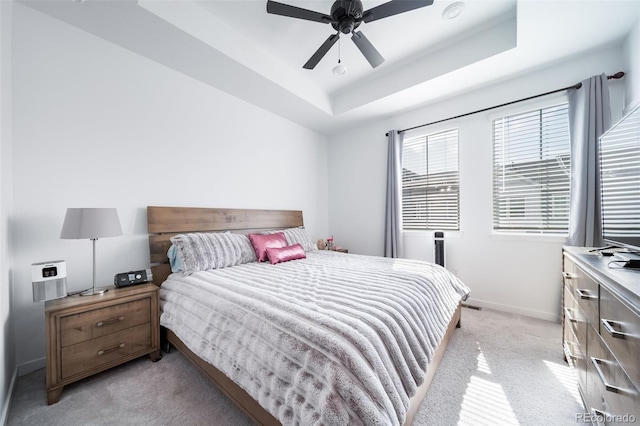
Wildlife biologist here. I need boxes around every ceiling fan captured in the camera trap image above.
[266,0,434,70]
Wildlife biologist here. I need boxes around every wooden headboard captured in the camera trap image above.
[147,206,304,286]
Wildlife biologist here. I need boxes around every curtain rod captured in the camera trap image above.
[386,71,625,137]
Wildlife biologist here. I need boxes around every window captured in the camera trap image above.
[402,129,459,230]
[492,103,570,233]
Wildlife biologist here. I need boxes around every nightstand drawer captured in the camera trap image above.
[60,298,151,347]
[60,323,151,379]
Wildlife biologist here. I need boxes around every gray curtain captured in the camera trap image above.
[384,130,404,258]
[567,74,611,247]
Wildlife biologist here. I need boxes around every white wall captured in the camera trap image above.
[0,1,15,423]
[623,11,640,112]
[10,3,329,372]
[328,45,629,321]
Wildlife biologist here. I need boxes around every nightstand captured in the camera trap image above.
[45,283,160,404]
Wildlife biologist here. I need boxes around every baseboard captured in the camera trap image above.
[465,297,560,322]
[1,367,17,426]
[17,357,45,376]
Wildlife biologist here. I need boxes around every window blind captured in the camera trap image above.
[402,129,459,230]
[492,104,570,232]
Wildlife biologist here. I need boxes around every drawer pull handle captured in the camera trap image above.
[96,316,125,327]
[591,357,624,394]
[97,343,125,356]
[601,319,627,339]
[564,308,578,324]
[591,408,608,426]
[562,272,574,279]
[564,342,577,361]
[575,288,597,300]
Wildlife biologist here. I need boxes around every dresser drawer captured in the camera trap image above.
[572,266,599,326]
[564,337,587,392]
[564,287,588,391]
[600,286,640,390]
[587,326,640,423]
[60,298,151,347]
[564,286,587,346]
[601,391,640,426]
[562,256,577,294]
[60,323,151,379]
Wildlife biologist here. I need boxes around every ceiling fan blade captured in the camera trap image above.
[266,1,332,24]
[362,0,434,23]
[351,31,384,68]
[303,33,340,69]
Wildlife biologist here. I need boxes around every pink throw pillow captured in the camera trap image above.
[265,244,306,265]
[248,232,288,262]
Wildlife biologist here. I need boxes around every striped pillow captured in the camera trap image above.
[170,232,257,275]
[265,227,316,252]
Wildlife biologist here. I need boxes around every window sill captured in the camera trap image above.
[403,230,463,239]
[490,232,568,244]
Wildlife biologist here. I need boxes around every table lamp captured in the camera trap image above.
[60,208,123,296]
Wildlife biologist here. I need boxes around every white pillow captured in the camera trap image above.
[170,232,256,275]
[265,227,317,252]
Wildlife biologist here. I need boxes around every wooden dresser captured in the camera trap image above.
[45,283,161,404]
[562,247,640,424]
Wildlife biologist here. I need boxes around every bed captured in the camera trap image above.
[147,206,469,425]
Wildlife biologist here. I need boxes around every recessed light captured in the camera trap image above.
[442,2,465,20]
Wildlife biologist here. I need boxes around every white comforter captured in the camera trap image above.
[160,251,469,425]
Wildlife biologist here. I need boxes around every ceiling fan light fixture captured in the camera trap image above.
[333,63,347,76]
[442,2,465,20]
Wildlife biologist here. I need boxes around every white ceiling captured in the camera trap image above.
[20,0,640,136]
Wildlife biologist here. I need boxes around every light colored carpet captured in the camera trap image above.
[8,307,584,425]
[416,307,584,426]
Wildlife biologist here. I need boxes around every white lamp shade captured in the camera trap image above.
[60,208,123,239]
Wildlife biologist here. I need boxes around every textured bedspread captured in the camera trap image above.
[160,251,469,425]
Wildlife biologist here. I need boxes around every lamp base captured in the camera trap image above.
[80,287,109,296]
